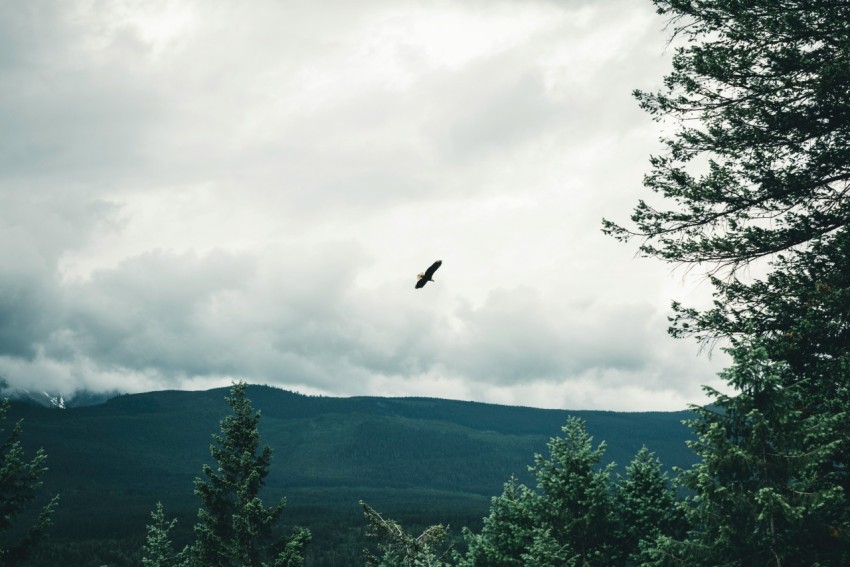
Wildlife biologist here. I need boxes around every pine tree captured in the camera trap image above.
[190,382,310,567]
[663,236,850,563]
[529,417,619,566]
[520,528,574,567]
[602,0,850,273]
[646,347,849,566]
[142,502,188,567]
[459,417,620,566]
[0,381,60,565]
[615,447,683,564]
[603,0,850,563]
[457,477,538,567]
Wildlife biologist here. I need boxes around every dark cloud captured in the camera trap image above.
[58,250,256,371]
[0,191,116,357]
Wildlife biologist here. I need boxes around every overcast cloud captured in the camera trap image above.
[0,0,729,410]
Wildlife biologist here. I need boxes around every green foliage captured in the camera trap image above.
[5,387,696,566]
[6,387,694,566]
[603,0,850,273]
[0,381,59,565]
[650,347,849,565]
[616,446,684,564]
[521,528,574,567]
[529,417,619,565]
[460,417,683,566]
[457,477,537,567]
[142,502,188,567]
[190,382,310,567]
[360,501,452,567]
[604,0,850,564]
[27,538,142,567]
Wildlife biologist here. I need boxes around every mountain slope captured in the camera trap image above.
[9,385,695,565]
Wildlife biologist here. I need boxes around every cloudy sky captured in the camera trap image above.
[1,0,730,411]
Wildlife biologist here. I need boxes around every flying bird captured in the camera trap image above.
[415,260,442,289]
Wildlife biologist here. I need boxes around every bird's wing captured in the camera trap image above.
[424,260,442,279]
[415,277,427,289]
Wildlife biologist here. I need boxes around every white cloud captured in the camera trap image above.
[0,0,730,410]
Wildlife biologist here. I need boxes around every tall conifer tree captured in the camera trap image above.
[458,417,619,566]
[529,417,618,565]
[190,382,309,567]
[604,0,850,563]
[615,447,683,564]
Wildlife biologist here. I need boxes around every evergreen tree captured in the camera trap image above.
[459,417,620,566]
[615,447,683,564]
[663,235,850,563]
[190,382,310,567]
[602,0,850,273]
[646,347,848,566]
[520,528,574,567]
[457,477,538,567]
[0,380,59,565]
[603,0,850,563]
[142,502,188,567]
[668,234,850,498]
[530,417,619,566]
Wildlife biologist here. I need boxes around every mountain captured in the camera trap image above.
[11,390,67,409]
[10,388,120,409]
[8,385,696,566]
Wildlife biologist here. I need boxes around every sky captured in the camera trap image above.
[0,0,731,411]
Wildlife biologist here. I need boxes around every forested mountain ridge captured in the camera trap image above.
[8,385,693,565]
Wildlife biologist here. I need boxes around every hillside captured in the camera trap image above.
[8,386,695,566]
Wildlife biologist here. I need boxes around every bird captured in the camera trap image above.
[415,260,442,289]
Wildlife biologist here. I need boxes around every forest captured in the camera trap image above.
[4,0,850,564]
[1,384,693,566]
